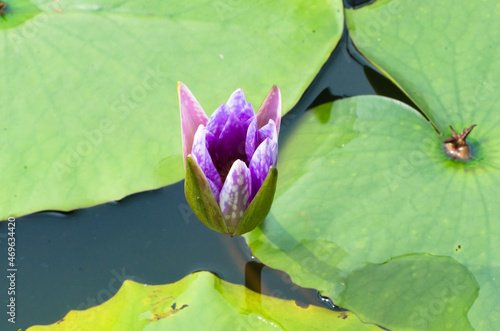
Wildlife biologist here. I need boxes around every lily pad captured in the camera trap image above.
[345,0,499,133]
[26,271,379,330]
[245,96,499,330]
[0,0,344,220]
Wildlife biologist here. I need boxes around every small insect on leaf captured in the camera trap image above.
[442,124,476,161]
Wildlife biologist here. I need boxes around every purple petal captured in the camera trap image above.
[257,119,278,145]
[238,103,256,126]
[227,89,255,128]
[218,160,251,231]
[205,178,221,206]
[214,112,246,175]
[249,138,277,200]
[191,125,222,201]
[227,89,247,110]
[256,85,281,136]
[206,103,230,138]
[204,129,219,164]
[245,118,258,162]
[246,119,277,165]
[178,82,209,167]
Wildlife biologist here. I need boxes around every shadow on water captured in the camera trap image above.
[1,22,416,331]
[343,0,377,10]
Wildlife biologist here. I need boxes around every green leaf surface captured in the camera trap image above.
[245,96,499,330]
[26,271,380,330]
[0,0,343,220]
[0,0,41,29]
[345,0,499,133]
[340,254,478,331]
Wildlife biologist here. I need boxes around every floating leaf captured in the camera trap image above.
[0,0,343,220]
[27,271,379,330]
[246,96,496,329]
[345,0,499,134]
[344,2,500,327]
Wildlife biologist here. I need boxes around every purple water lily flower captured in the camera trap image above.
[178,82,281,235]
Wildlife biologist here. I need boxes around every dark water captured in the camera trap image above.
[0,27,417,330]
[343,0,377,9]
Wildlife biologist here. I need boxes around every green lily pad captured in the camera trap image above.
[245,96,499,330]
[0,0,344,220]
[345,0,499,133]
[0,0,41,29]
[340,254,478,330]
[26,271,379,330]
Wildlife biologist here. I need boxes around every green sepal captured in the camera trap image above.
[233,166,278,236]
[185,155,278,236]
[185,155,228,234]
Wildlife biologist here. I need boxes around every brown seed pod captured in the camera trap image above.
[442,124,476,161]
[0,3,6,16]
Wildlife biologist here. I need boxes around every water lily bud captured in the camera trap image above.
[178,82,281,236]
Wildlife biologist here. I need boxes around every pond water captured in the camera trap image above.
[0,27,417,330]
